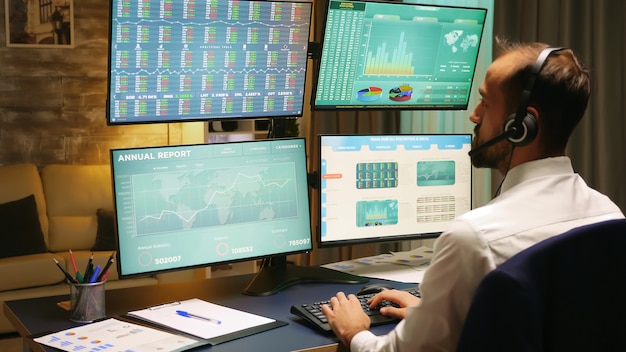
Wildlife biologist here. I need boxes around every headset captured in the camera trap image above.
[468,47,566,157]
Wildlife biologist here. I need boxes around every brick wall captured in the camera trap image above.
[0,1,201,167]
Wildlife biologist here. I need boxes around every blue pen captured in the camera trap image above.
[176,310,222,325]
[89,265,102,283]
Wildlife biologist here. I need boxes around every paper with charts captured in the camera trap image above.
[33,318,202,352]
[322,246,434,283]
[128,298,276,340]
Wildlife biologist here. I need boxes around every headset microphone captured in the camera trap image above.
[467,128,516,157]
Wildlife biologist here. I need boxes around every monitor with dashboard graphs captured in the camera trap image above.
[318,134,472,247]
[106,0,313,125]
[313,0,487,111]
[110,138,364,296]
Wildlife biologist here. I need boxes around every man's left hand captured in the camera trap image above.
[321,291,371,347]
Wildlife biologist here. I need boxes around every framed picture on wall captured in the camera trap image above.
[5,0,74,48]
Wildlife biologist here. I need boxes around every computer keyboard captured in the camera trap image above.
[290,287,421,332]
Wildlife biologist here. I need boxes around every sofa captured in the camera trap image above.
[0,163,202,334]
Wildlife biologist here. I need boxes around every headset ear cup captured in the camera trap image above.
[504,112,538,146]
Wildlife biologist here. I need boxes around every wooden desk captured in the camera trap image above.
[4,273,413,352]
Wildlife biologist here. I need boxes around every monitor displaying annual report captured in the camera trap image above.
[313,0,487,110]
[110,138,365,295]
[318,134,472,246]
[106,0,313,125]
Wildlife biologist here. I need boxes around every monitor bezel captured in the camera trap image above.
[105,0,314,126]
[109,137,314,279]
[311,0,488,111]
[316,133,473,248]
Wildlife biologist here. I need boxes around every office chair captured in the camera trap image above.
[456,218,626,352]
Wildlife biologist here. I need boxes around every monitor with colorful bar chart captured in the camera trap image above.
[106,0,313,125]
[313,0,487,111]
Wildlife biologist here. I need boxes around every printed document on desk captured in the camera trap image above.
[33,318,204,352]
[321,246,434,283]
[380,246,434,268]
[127,298,287,344]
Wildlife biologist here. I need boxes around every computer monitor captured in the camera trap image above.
[110,138,365,296]
[106,0,313,125]
[313,0,487,111]
[318,134,472,247]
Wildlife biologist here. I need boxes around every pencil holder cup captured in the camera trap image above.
[69,281,106,323]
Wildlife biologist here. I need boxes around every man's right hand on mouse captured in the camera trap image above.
[368,289,422,320]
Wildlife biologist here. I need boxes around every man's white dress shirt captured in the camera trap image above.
[350,157,624,352]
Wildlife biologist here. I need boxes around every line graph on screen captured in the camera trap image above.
[128,164,299,236]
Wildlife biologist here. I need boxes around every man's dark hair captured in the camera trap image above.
[495,37,591,149]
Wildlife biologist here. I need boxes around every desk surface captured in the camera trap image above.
[4,272,415,352]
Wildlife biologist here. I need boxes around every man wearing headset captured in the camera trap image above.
[321,38,624,351]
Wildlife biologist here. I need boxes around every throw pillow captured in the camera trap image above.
[0,194,47,259]
[92,208,117,251]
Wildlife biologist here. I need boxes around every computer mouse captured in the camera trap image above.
[357,283,395,295]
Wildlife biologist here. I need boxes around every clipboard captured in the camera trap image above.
[127,298,288,345]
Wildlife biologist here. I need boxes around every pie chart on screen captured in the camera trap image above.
[357,86,383,102]
[389,85,413,101]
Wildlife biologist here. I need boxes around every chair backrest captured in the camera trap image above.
[456,218,626,352]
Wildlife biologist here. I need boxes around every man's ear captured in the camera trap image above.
[504,106,539,147]
[526,106,539,121]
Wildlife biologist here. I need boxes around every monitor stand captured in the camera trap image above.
[242,255,368,296]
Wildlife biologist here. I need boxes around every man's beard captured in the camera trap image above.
[470,134,512,169]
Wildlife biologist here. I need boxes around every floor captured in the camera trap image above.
[0,333,22,352]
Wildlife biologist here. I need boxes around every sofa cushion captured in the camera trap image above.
[41,165,113,252]
[0,253,65,291]
[0,163,48,244]
[0,195,48,259]
[92,208,116,251]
